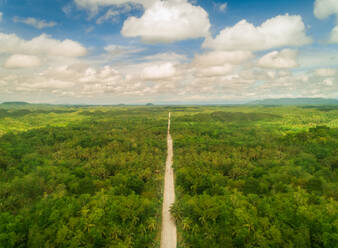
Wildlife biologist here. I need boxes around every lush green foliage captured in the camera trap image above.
[1,105,337,247]
[0,105,87,136]
[0,107,168,247]
[171,106,338,248]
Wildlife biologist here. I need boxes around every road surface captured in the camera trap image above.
[160,112,177,248]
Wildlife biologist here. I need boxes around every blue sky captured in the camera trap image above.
[0,0,337,104]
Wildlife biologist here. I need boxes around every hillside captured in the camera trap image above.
[1,101,30,105]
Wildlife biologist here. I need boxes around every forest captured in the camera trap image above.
[0,106,168,247]
[171,106,338,248]
[0,104,337,247]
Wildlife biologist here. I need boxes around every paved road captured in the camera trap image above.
[160,112,177,248]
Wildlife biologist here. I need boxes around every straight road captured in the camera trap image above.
[160,112,177,248]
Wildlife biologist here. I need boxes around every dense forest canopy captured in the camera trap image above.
[0,105,337,247]
[0,107,168,247]
[171,107,337,248]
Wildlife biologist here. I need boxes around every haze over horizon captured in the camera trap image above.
[1,0,338,104]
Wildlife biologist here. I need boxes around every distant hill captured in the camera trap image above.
[249,98,338,106]
[1,101,30,105]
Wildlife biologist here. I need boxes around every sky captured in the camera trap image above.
[0,0,338,104]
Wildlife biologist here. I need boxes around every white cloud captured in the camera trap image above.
[96,4,136,23]
[142,63,176,80]
[62,4,73,16]
[314,1,338,44]
[74,0,156,15]
[322,78,334,86]
[298,48,338,68]
[258,49,298,69]
[329,25,338,43]
[96,8,119,24]
[13,17,57,29]
[0,29,336,103]
[0,33,87,57]
[121,0,210,43]
[193,50,253,66]
[4,54,41,69]
[315,68,336,77]
[22,79,75,90]
[196,64,233,77]
[104,44,144,56]
[218,3,227,12]
[314,0,338,19]
[104,45,128,55]
[203,14,311,51]
[143,52,187,62]
[2,57,338,103]
[85,26,95,33]
[191,51,252,78]
[0,12,3,22]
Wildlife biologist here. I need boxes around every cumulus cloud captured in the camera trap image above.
[314,0,338,44]
[143,52,187,62]
[104,44,144,56]
[13,17,57,29]
[196,64,233,77]
[96,4,138,24]
[142,63,176,80]
[329,25,338,43]
[314,0,338,19]
[315,68,336,77]
[193,50,253,66]
[2,57,338,103]
[0,27,335,103]
[76,0,211,44]
[22,79,75,90]
[30,63,179,98]
[0,33,87,57]
[203,14,311,51]
[121,0,210,43]
[104,45,122,55]
[4,54,41,69]
[7,65,122,95]
[322,78,334,86]
[191,51,252,78]
[0,12,3,22]
[258,49,298,69]
[74,0,156,15]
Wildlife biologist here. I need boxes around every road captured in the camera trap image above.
[160,112,177,248]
